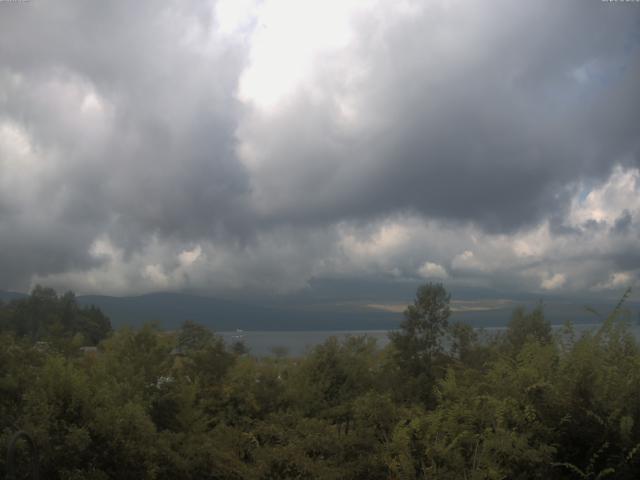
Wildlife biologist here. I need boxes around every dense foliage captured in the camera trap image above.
[0,286,112,346]
[1,284,639,479]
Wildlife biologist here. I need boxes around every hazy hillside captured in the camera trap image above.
[3,289,637,331]
[0,291,27,302]
[75,292,402,331]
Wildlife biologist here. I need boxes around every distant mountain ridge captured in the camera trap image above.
[76,292,401,331]
[0,290,27,302]
[2,290,637,331]
[0,289,403,330]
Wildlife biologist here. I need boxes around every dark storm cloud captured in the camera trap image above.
[241,1,640,232]
[0,0,638,295]
[613,210,633,235]
[0,0,251,288]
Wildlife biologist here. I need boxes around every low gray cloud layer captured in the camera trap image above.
[0,0,639,299]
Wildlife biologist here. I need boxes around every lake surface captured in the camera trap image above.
[220,323,640,356]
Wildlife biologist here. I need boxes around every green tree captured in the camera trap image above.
[389,282,451,404]
[0,286,112,345]
[506,303,552,352]
[176,320,215,352]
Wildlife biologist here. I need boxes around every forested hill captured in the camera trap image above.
[1,283,639,478]
[1,290,400,331]
[76,293,401,331]
[4,289,635,331]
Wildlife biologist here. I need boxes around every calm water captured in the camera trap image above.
[221,323,640,357]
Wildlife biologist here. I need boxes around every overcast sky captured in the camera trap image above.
[0,0,639,302]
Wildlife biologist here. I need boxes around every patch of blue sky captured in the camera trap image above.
[566,31,639,102]
[577,181,596,203]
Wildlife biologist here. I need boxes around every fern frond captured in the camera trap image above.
[611,287,632,317]
[626,442,640,462]
[594,467,615,479]
[587,441,609,474]
[585,306,602,319]
[551,462,587,478]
